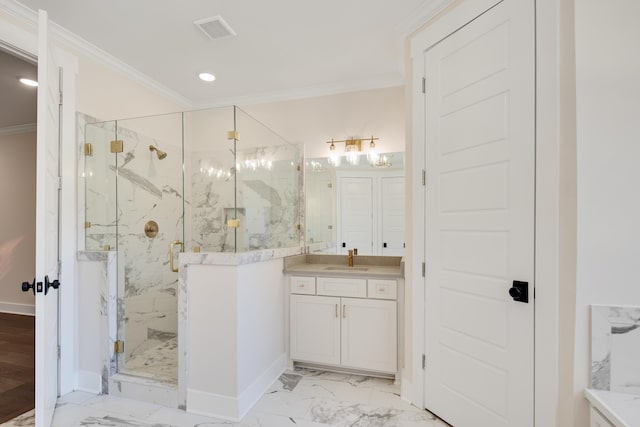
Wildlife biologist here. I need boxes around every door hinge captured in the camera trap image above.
[422,354,426,369]
[59,90,63,106]
[114,340,124,354]
[110,140,123,153]
[56,176,62,190]
[421,77,426,94]
[422,169,426,186]
[57,345,61,359]
[422,262,426,277]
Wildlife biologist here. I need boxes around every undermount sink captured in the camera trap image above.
[324,266,369,271]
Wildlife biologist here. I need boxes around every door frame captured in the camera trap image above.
[0,7,79,397]
[406,1,570,426]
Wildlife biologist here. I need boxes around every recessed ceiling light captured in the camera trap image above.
[198,72,216,82]
[19,77,38,87]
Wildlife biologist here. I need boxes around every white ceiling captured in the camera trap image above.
[15,0,438,106]
[0,48,37,129]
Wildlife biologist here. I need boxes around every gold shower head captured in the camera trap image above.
[149,145,167,160]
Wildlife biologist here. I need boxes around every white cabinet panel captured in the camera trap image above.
[290,276,316,295]
[367,279,397,300]
[290,295,340,365]
[341,298,397,373]
[317,277,367,298]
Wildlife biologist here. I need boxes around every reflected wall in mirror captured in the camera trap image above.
[305,152,404,256]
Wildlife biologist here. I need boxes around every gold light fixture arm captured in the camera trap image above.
[325,137,379,145]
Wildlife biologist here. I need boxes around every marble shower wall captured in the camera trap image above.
[82,115,117,251]
[591,305,640,395]
[113,116,183,367]
[190,143,301,252]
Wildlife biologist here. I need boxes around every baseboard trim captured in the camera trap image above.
[187,353,286,421]
[0,302,35,316]
[237,353,287,417]
[400,376,423,409]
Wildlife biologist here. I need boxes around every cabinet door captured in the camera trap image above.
[341,298,397,373]
[290,295,341,365]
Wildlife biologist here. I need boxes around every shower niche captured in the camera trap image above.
[82,106,301,390]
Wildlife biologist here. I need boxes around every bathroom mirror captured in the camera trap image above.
[305,152,405,256]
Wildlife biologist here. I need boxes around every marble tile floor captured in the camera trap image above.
[120,338,178,385]
[0,368,450,427]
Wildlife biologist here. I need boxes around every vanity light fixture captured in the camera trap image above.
[18,77,38,87]
[326,136,379,166]
[198,72,216,82]
[328,139,341,166]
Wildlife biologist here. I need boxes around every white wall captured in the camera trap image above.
[242,86,405,158]
[573,1,640,425]
[73,54,184,121]
[187,259,286,420]
[0,131,36,313]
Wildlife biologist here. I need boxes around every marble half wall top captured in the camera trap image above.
[179,246,303,266]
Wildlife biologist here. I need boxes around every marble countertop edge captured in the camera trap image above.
[586,388,640,427]
[283,254,404,279]
[180,246,304,266]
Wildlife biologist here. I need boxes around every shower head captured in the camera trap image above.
[149,145,167,160]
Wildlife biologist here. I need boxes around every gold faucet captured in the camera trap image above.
[348,249,354,267]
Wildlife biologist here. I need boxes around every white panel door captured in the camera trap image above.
[381,176,404,256]
[35,10,61,427]
[338,177,373,254]
[423,1,534,427]
[290,295,341,365]
[341,298,397,373]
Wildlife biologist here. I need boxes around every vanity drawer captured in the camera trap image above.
[290,276,316,295]
[317,277,367,298]
[367,279,397,300]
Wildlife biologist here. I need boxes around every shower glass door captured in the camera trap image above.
[114,112,184,384]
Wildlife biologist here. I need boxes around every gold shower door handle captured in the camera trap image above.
[169,240,183,273]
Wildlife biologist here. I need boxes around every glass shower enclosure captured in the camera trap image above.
[83,106,300,384]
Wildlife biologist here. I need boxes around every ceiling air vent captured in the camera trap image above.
[194,15,236,41]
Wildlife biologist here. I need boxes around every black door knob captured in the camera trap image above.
[21,278,35,295]
[509,287,522,299]
[509,280,529,303]
[44,275,60,295]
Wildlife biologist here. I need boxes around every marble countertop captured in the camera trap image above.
[284,254,404,278]
[586,389,640,427]
[180,246,303,266]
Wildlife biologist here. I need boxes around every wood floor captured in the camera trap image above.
[0,312,34,424]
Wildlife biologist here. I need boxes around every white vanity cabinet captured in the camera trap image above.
[590,407,615,427]
[290,275,397,374]
[290,294,341,365]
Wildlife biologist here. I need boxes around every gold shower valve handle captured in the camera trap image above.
[169,240,183,273]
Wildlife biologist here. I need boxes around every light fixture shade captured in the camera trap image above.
[367,137,378,165]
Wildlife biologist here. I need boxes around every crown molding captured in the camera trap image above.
[397,0,457,38]
[194,76,404,109]
[0,0,193,109]
[49,22,193,109]
[0,122,36,136]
